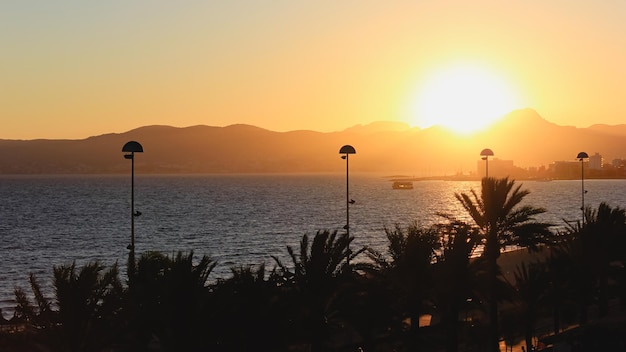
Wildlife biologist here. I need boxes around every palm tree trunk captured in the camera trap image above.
[552,305,560,335]
[487,236,500,352]
[579,295,588,325]
[488,259,500,352]
[524,324,533,352]
[411,309,421,351]
[599,269,609,317]
[445,301,460,352]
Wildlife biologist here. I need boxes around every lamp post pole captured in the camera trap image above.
[577,152,588,225]
[345,155,349,232]
[480,148,494,178]
[123,141,143,283]
[339,145,356,236]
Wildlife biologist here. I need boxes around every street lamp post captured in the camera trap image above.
[480,148,494,178]
[577,152,589,225]
[339,145,356,236]
[122,141,143,282]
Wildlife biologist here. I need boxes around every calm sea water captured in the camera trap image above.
[0,174,624,312]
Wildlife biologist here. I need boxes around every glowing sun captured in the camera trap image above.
[410,64,522,134]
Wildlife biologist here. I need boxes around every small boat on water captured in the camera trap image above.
[392,181,414,190]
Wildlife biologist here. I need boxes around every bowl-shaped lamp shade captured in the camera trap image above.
[577,152,589,159]
[339,145,356,154]
[122,141,144,153]
[480,148,494,157]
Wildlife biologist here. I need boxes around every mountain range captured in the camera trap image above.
[0,109,624,175]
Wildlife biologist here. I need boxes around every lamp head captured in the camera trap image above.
[339,145,356,155]
[122,141,144,153]
[480,148,494,157]
[577,152,588,160]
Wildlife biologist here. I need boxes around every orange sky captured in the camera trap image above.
[1,1,625,139]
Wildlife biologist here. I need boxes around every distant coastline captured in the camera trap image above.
[388,175,626,182]
[1,110,625,176]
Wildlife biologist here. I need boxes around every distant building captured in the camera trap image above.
[589,152,603,170]
[550,160,585,179]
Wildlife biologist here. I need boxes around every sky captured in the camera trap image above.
[1,1,625,139]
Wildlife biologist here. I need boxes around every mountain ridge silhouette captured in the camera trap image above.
[0,109,624,175]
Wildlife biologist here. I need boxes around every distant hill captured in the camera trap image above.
[342,121,414,134]
[587,124,626,137]
[0,109,624,175]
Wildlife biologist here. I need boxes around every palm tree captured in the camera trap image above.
[552,221,595,326]
[207,263,287,350]
[13,286,36,323]
[453,177,553,352]
[28,273,54,325]
[11,274,57,350]
[130,251,216,351]
[556,202,626,324]
[274,230,358,289]
[272,230,363,351]
[53,261,125,352]
[366,222,441,350]
[431,221,482,352]
[512,261,549,352]
[544,245,577,335]
[582,202,626,317]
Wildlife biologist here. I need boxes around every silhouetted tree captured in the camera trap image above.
[453,177,552,352]
[12,286,36,324]
[53,261,125,352]
[332,263,402,351]
[544,246,577,335]
[554,202,626,326]
[552,221,595,326]
[431,221,482,352]
[367,222,441,350]
[272,230,363,351]
[512,261,549,352]
[207,264,287,350]
[130,251,215,351]
[582,202,626,317]
[9,273,58,350]
[27,273,54,326]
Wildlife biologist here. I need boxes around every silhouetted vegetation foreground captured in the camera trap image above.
[1,177,626,352]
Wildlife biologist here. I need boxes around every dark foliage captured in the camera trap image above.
[3,181,626,352]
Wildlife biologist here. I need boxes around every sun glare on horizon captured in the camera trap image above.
[409,64,523,134]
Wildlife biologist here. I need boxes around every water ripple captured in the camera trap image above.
[0,174,624,314]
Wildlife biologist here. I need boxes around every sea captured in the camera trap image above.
[0,174,624,313]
